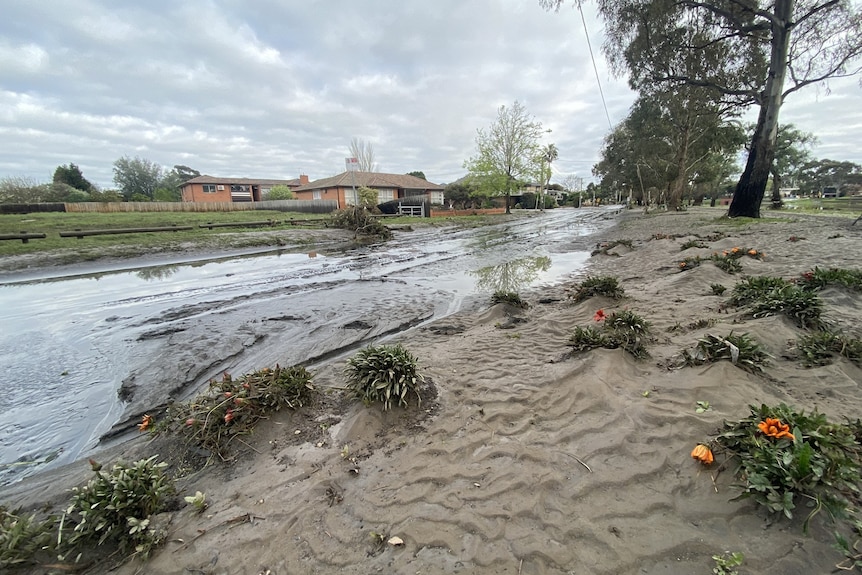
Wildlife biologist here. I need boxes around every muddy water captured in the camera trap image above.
[0,208,619,484]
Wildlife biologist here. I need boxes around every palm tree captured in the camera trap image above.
[539,143,558,210]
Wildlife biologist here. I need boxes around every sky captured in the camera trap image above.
[1,0,860,190]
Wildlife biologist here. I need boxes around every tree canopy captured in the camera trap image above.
[541,0,862,217]
[53,163,95,192]
[112,156,164,201]
[465,101,545,214]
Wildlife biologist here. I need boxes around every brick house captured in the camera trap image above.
[181,175,310,203]
[292,172,444,209]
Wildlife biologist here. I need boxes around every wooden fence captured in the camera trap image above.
[62,200,338,214]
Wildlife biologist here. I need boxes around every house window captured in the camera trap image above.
[312,191,321,200]
[378,190,394,202]
[202,184,217,193]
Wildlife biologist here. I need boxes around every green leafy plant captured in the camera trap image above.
[729,276,823,328]
[716,404,862,536]
[711,284,727,296]
[680,239,708,250]
[678,256,702,271]
[183,491,207,513]
[712,551,744,575]
[491,291,527,308]
[680,332,768,372]
[797,267,862,292]
[797,330,862,367]
[696,400,711,413]
[568,309,651,359]
[569,275,625,302]
[0,507,55,568]
[161,365,314,459]
[710,253,743,274]
[65,457,175,559]
[345,344,424,410]
[330,206,392,240]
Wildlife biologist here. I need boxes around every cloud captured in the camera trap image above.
[0,1,858,189]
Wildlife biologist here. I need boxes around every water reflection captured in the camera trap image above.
[136,265,179,281]
[472,256,552,293]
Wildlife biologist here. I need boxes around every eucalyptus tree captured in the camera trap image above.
[769,124,816,207]
[465,101,545,214]
[541,0,862,218]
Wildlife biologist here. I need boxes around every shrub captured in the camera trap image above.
[569,275,625,302]
[0,507,55,568]
[491,291,527,308]
[715,404,862,534]
[161,365,314,458]
[680,332,768,372]
[680,239,707,250]
[710,284,727,295]
[567,325,606,352]
[65,457,175,558]
[710,253,743,274]
[266,184,295,201]
[345,344,424,410]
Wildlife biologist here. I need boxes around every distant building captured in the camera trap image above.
[181,175,309,203]
[292,172,444,209]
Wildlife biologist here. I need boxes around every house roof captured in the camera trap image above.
[293,171,443,192]
[182,175,302,187]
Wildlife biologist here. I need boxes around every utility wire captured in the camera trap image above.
[578,2,613,130]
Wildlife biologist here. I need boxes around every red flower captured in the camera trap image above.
[593,309,607,322]
[224,409,235,424]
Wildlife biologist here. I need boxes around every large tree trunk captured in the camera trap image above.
[668,119,691,211]
[728,0,793,218]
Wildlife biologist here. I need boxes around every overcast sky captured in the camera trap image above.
[1,1,860,189]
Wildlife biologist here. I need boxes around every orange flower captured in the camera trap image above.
[138,414,154,432]
[731,247,740,253]
[758,418,794,440]
[691,444,714,465]
[593,309,607,321]
[679,262,687,268]
[748,249,757,256]
[722,250,729,256]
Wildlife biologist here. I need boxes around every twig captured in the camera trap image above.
[518,558,523,574]
[233,436,262,454]
[562,452,592,473]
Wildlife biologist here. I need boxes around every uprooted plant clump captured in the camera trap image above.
[330,207,392,240]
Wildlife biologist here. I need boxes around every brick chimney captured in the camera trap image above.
[299,174,309,185]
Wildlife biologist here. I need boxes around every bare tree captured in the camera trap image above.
[349,138,378,172]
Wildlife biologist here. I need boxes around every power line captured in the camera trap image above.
[578,3,613,131]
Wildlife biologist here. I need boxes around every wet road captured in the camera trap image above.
[0,207,620,484]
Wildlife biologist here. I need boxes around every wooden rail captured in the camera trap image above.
[200,220,279,229]
[59,225,193,239]
[0,232,47,243]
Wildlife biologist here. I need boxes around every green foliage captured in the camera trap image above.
[798,267,862,292]
[797,330,862,367]
[357,186,378,208]
[266,184,295,200]
[183,491,208,513]
[53,163,94,192]
[681,239,708,250]
[568,309,651,358]
[113,156,164,201]
[569,275,625,302]
[66,456,175,558]
[0,507,55,568]
[678,256,702,271]
[729,276,823,328]
[711,284,727,295]
[680,332,768,372]
[710,253,743,274]
[330,206,392,240]
[162,365,314,458]
[491,291,527,308]
[345,344,424,410]
[712,551,744,575]
[406,171,426,180]
[716,404,862,533]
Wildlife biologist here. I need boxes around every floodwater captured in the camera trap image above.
[0,207,620,485]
